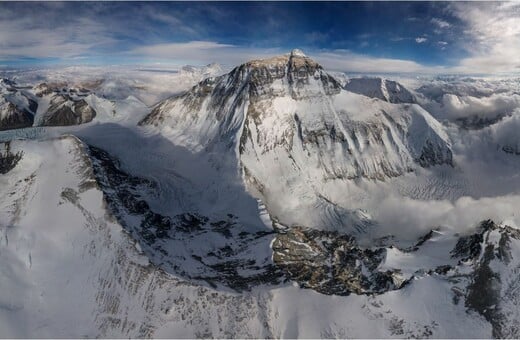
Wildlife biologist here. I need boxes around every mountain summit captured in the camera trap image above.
[290,48,307,57]
[140,51,453,233]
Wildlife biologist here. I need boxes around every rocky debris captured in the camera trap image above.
[0,141,23,174]
[344,78,416,103]
[86,145,419,296]
[272,226,408,295]
[451,229,485,262]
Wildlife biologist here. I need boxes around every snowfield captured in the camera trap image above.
[1,53,520,338]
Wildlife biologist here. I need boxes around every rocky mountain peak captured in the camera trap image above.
[290,48,307,58]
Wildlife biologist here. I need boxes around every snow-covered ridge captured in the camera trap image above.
[344,77,416,103]
[180,62,223,79]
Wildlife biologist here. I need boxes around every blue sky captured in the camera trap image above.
[0,1,519,74]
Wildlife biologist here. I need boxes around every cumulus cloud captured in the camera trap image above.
[415,37,427,44]
[440,93,520,120]
[373,194,520,242]
[490,109,520,154]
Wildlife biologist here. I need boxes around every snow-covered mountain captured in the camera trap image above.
[0,79,36,130]
[1,52,520,338]
[344,77,416,103]
[180,62,223,79]
[0,63,224,130]
[141,49,452,233]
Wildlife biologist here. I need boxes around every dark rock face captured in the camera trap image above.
[450,220,520,338]
[416,139,454,168]
[41,96,96,126]
[0,141,23,174]
[86,145,414,296]
[272,226,407,295]
[87,145,282,291]
[451,229,485,261]
[0,102,34,130]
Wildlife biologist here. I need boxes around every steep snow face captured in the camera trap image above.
[142,52,452,233]
[344,77,416,103]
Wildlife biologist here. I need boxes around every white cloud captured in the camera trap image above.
[491,110,520,153]
[431,18,451,29]
[437,41,448,50]
[130,42,447,74]
[0,8,115,59]
[1,2,518,75]
[373,194,520,242]
[130,41,283,67]
[313,50,444,74]
[441,93,520,120]
[448,2,520,73]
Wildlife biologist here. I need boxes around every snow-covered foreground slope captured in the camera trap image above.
[0,135,503,338]
[1,53,520,338]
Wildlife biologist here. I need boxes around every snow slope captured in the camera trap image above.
[0,136,498,338]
